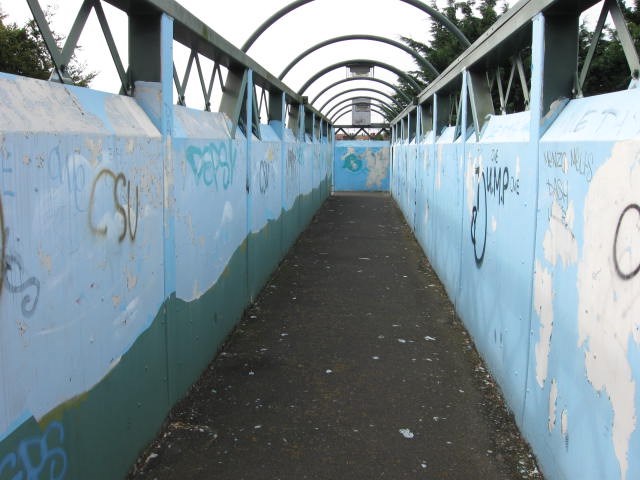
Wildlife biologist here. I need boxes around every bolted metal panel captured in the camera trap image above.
[305,108,315,139]
[268,89,285,124]
[408,108,419,142]
[467,70,495,140]
[541,13,579,116]
[219,68,248,138]
[288,102,300,137]
[434,93,451,136]
[420,100,434,135]
[129,12,163,83]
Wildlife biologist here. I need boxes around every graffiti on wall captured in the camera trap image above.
[338,146,389,189]
[0,422,67,480]
[186,142,237,190]
[470,167,487,267]
[286,148,299,195]
[0,193,40,318]
[88,169,139,242]
[469,149,520,267]
[257,147,276,195]
[48,147,86,213]
[613,203,640,280]
[543,148,593,225]
[4,253,40,318]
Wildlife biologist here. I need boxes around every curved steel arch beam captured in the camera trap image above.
[311,76,410,104]
[279,34,438,80]
[331,105,390,124]
[242,0,470,52]
[299,59,420,95]
[325,96,392,119]
[328,98,393,119]
[319,87,397,112]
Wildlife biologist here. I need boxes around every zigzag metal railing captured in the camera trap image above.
[24,0,332,139]
[26,0,129,91]
[334,125,391,140]
[391,0,640,141]
[577,0,640,96]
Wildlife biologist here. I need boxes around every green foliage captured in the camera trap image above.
[390,0,640,121]
[0,9,96,87]
[388,0,501,119]
[579,0,640,95]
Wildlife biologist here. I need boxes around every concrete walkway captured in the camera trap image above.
[128,192,542,480]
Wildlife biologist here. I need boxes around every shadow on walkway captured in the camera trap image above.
[129,192,542,480]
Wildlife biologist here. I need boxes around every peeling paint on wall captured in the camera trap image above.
[577,140,640,479]
[534,262,554,388]
[333,141,390,191]
[0,72,332,480]
[543,201,578,267]
[549,379,558,431]
[392,88,640,480]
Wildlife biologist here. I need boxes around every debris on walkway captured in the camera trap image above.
[128,192,542,480]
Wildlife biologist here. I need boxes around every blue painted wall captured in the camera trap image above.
[333,140,390,191]
[391,89,640,480]
[0,73,332,479]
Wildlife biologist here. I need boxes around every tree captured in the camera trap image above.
[388,0,502,119]
[579,0,640,95]
[390,0,640,120]
[0,9,96,86]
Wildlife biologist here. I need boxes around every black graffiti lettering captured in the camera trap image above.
[4,254,40,317]
[613,203,640,280]
[569,148,593,182]
[470,171,487,267]
[258,159,271,194]
[485,166,509,205]
[114,173,127,242]
[546,177,569,220]
[127,180,139,241]
[544,151,566,170]
[510,175,520,195]
[89,169,139,242]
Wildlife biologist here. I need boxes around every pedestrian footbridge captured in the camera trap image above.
[0,0,639,479]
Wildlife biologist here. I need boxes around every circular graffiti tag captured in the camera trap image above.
[613,203,640,280]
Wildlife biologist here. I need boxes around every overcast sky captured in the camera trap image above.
[1,0,604,123]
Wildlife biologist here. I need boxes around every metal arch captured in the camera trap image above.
[311,76,411,104]
[333,108,390,124]
[319,88,397,112]
[331,105,390,124]
[325,96,393,119]
[241,0,470,52]
[327,98,393,119]
[278,34,439,80]
[299,59,421,95]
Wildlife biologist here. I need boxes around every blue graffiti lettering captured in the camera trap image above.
[0,422,67,480]
[47,147,86,213]
[186,141,237,190]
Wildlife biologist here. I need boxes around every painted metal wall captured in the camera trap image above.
[0,73,331,479]
[333,140,390,191]
[391,89,640,480]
